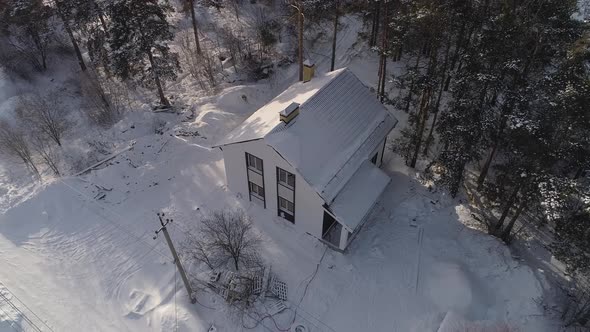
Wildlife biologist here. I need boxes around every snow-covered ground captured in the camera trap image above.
[0,13,564,332]
[0,127,556,331]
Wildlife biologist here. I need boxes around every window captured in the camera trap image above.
[246,152,265,208]
[277,168,295,188]
[278,197,294,213]
[247,153,263,172]
[249,182,265,198]
[276,167,295,223]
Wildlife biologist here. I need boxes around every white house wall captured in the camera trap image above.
[222,140,325,239]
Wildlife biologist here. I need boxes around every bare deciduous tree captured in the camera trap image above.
[0,120,40,178]
[178,30,204,85]
[81,70,129,127]
[181,209,262,272]
[30,134,60,176]
[178,30,217,89]
[17,93,72,146]
[220,26,244,72]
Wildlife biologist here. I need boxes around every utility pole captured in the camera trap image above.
[154,213,196,304]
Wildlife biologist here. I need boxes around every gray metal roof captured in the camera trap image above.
[215,68,397,204]
[265,69,397,203]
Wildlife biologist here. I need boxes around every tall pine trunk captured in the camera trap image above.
[409,87,432,168]
[423,36,453,156]
[369,0,381,47]
[297,1,304,82]
[449,159,468,198]
[404,52,422,113]
[409,45,439,167]
[444,20,467,90]
[330,1,339,71]
[147,49,170,107]
[64,18,86,71]
[379,57,387,101]
[501,201,526,242]
[477,95,514,190]
[377,0,388,101]
[477,140,498,190]
[188,0,202,55]
[56,2,86,71]
[478,39,541,189]
[495,185,520,231]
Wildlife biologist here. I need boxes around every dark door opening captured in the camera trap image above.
[322,211,336,237]
[371,152,378,165]
[322,211,341,247]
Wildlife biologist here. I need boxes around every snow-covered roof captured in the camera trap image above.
[215,68,397,204]
[215,69,345,146]
[329,160,391,232]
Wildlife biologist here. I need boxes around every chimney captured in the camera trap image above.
[280,102,300,124]
[303,60,315,83]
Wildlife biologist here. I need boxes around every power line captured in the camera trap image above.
[0,282,54,332]
[0,292,43,332]
[0,298,22,332]
[58,178,173,262]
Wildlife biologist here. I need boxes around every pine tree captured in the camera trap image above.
[428,0,584,203]
[107,0,179,106]
[475,0,583,189]
[392,0,453,167]
[484,34,589,241]
[429,65,487,197]
[53,0,95,71]
[552,208,590,275]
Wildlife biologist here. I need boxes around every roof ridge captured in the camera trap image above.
[295,68,349,112]
[214,68,350,147]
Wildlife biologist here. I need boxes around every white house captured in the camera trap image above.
[214,68,398,251]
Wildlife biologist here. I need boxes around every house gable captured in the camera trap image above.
[221,139,326,238]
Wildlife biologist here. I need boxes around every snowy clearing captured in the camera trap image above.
[0,77,557,331]
[0,6,574,331]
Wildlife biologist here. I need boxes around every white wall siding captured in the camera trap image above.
[222,140,325,238]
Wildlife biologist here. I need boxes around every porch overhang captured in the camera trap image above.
[329,160,390,233]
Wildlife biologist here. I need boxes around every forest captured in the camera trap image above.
[0,0,589,329]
